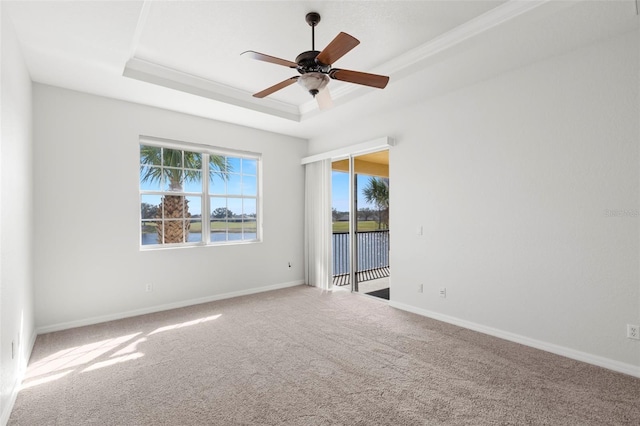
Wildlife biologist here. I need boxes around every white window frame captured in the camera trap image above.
[139,136,262,249]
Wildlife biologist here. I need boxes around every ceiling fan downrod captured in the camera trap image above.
[305,12,321,51]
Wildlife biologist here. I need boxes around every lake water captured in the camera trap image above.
[141,232,257,245]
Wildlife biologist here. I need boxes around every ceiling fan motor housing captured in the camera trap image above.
[295,51,330,75]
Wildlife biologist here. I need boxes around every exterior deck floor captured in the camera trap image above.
[332,267,390,295]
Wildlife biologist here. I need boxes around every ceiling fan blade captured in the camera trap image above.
[316,88,333,110]
[253,77,299,98]
[315,32,360,66]
[241,51,298,68]
[329,69,389,89]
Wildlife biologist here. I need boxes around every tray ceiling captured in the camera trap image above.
[4,1,638,139]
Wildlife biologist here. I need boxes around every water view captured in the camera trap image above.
[141,232,257,245]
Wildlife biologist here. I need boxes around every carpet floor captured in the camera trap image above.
[9,285,640,425]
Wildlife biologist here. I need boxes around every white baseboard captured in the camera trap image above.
[1,330,37,426]
[36,280,305,335]
[389,300,640,379]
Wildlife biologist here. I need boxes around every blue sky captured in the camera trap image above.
[332,171,376,212]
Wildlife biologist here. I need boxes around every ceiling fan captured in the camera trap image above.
[241,12,389,110]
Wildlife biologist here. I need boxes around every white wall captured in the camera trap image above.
[0,5,36,424]
[33,85,306,331]
[309,29,640,375]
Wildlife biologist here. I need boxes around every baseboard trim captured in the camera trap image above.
[389,300,640,379]
[1,330,37,426]
[36,280,305,335]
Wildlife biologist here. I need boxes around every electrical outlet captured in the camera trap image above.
[439,287,447,298]
[418,284,423,293]
[627,324,640,340]
[145,283,153,292]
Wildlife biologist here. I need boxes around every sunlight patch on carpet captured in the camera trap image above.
[148,314,221,335]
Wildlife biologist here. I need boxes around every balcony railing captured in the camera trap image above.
[332,230,389,286]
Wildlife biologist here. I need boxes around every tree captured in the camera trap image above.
[140,202,158,219]
[332,208,339,222]
[212,207,234,219]
[140,146,229,243]
[358,207,375,221]
[362,177,389,229]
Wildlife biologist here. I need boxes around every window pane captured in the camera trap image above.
[188,219,202,243]
[227,157,241,173]
[163,148,182,168]
[210,173,227,195]
[160,195,190,218]
[242,175,257,196]
[227,174,241,195]
[228,232,243,241]
[242,158,257,175]
[243,219,257,240]
[243,198,256,216]
[210,197,228,219]
[211,220,227,242]
[140,145,161,166]
[140,166,162,191]
[141,195,161,219]
[186,195,201,218]
[141,221,159,245]
[227,198,242,239]
[183,171,202,193]
[227,198,242,218]
[210,155,228,174]
[163,169,185,192]
[160,219,190,244]
[183,151,202,170]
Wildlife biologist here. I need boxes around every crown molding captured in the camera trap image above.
[381,0,551,76]
[123,57,301,121]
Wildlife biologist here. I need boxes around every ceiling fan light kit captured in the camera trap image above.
[298,73,329,97]
[242,12,389,108]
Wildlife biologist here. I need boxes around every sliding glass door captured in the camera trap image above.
[331,150,390,299]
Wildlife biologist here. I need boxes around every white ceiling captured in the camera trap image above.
[4,0,639,139]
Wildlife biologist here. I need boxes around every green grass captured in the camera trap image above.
[332,221,383,232]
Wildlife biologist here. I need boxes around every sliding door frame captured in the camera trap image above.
[349,156,358,292]
[301,137,393,292]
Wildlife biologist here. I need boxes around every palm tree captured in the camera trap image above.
[362,177,389,229]
[140,146,228,244]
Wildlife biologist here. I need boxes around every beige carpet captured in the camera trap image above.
[9,285,640,425]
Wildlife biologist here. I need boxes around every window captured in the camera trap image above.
[140,138,260,248]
